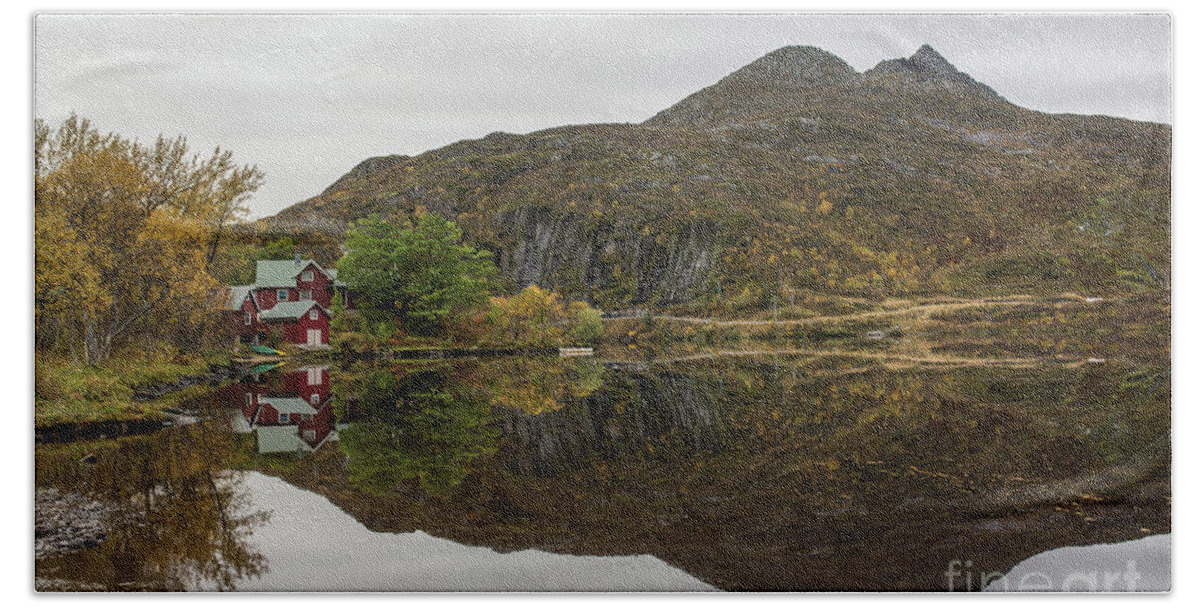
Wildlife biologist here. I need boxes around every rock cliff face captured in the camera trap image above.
[498,206,718,305]
[266,44,1170,309]
[496,370,727,475]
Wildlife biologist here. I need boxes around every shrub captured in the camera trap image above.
[569,304,604,345]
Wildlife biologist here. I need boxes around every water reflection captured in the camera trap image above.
[334,357,606,494]
[335,365,498,495]
[35,423,268,591]
[228,470,713,591]
[37,352,1169,591]
[226,364,341,454]
[294,355,1169,590]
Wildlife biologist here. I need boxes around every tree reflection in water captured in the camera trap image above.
[335,358,605,495]
[35,351,1169,591]
[304,355,1170,591]
[35,423,268,591]
[337,366,497,495]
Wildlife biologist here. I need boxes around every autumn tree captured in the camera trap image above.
[34,115,264,364]
[484,284,604,347]
[485,284,565,346]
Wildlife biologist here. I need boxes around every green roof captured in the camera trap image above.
[328,268,346,288]
[259,300,329,321]
[254,425,306,454]
[254,259,333,288]
[247,359,284,371]
[259,396,318,416]
[225,285,253,310]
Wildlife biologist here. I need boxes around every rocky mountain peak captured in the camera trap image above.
[910,44,955,75]
[865,44,1000,98]
[642,45,860,126]
[729,45,860,88]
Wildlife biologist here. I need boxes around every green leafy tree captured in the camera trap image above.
[338,213,497,336]
[256,237,298,261]
[569,302,604,345]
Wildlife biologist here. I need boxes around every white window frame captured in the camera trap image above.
[244,310,252,325]
[300,289,312,300]
[310,393,320,405]
[277,289,288,301]
[301,270,313,282]
[309,309,319,320]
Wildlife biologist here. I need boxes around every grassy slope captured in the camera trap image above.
[34,351,231,427]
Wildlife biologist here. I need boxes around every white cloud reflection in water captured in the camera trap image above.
[213,471,716,592]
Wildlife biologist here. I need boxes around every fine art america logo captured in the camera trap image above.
[947,559,1144,592]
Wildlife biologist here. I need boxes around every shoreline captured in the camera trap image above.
[33,346,571,436]
[34,355,247,435]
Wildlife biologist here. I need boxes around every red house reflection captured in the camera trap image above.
[221,364,339,454]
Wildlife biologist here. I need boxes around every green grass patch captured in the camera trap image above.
[34,351,231,427]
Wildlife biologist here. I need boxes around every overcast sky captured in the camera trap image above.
[34,13,1172,219]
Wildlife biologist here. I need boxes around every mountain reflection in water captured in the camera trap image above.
[36,353,1169,591]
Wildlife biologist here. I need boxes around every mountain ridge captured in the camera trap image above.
[864,44,1001,98]
[644,44,1004,127]
[263,44,1170,312]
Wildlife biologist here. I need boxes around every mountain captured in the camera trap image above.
[864,44,1000,97]
[265,45,1170,312]
[643,44,1000,127]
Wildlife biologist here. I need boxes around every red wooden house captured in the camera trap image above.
[225,257,347,347]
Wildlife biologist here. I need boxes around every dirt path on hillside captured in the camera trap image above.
[608,347,1056,371]
[628,296,1035,327]
[599,295,1112,371]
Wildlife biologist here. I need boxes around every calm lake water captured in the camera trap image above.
[35,350,1170,591]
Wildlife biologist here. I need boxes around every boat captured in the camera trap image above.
[248,344,286,356]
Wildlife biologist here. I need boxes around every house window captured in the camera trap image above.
[310,393,320,405]
[279,413,290,423]
[300,289,312,300]
[244,393,253,406]
[301,413,313,421]
[301,270,313,282]
[303,429,317,442]
[277,289,288,301]
[309,309,319,321]
[244,310,252,325]
[307,368,321,385]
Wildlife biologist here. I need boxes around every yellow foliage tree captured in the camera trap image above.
[34,115,263,365]
[483,285,603,348]
[485,284,566,347]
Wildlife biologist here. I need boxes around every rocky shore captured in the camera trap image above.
[35,487,116,559]
[130,361,247,401]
